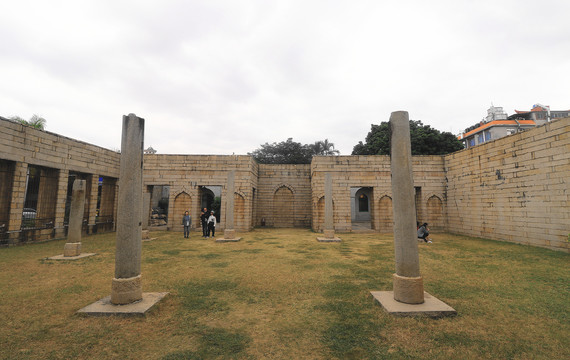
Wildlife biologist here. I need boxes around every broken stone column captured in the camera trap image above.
[317,172,341,242]
[218,170,240,242]
[389,111,424,304]
[64,179,86,257]
[111,114,144,305]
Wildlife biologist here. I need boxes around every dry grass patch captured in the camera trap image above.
[0,229,568,359]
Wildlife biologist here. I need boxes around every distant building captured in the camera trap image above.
[460,104,569,149]
[144,146,157,154]
[509,104,570,125]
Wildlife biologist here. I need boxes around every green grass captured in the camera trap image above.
[0,229,568,359]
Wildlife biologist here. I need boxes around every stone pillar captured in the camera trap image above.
[142,191,151,231]
[323,173,335,238]
[142,191,151,240]
[390,111,424,304]
[111,114,144,305]
[87,174,99,234]
[64,179,86,256]
[54,169,70,238]
[317,172,340,242]
[223,171,236,239]
[8,162,27,236]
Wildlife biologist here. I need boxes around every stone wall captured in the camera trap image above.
[1,115,567,252]
[445,117,569,251]
[142,154,258,232]
[0,117,120,242]
[310,156,446,232]
[256,164,312,228]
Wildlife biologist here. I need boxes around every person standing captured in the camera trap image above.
[182,211,191,238]
[200,208,208,238]
[207,211,216,238]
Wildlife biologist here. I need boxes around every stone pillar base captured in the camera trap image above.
[224,229,236,239]
[393,273,424,304]
[64,242,81,257]
[323,229,335,239]
[111,275,142,305]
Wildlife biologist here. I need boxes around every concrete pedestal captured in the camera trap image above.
[216,229,241,242]
[317,229,341,242]
[78,292,168,316]
[371,291,456,318]
[48,253,96,261]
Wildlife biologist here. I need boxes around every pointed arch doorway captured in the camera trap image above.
[351,187,373,231]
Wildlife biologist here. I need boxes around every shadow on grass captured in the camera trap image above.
[162,327,251,360]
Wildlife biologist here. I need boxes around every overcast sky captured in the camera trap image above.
[1,0,569,155]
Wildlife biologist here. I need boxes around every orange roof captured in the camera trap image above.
[461,119,535,138]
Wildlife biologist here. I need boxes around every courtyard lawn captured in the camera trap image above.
[0,229,568,360]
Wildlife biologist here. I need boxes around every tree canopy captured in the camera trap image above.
[249,138,340,164]
[352,120,463,156]
[10,115,47,130]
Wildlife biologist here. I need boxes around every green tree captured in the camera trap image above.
[11,114,47,130]
[249,138,312,164]
[310,139,340,156]
[249,138,340,164]
[352,120,463,155]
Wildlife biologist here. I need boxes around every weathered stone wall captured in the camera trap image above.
[142,154,258,231]
[445,117,569,252]
[0,117,120,242]
[256,164,312,228]
[310,156,446,232]
[1,115,568,252]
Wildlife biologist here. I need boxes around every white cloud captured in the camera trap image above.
[1,0,569,155]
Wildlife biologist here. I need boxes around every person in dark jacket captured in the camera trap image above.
[417,223,432,243]
[200,208,208,238]
[182,211,191,238]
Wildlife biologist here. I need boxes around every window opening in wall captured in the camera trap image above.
[414,186,422,225]
[351,187,372,226]
[150,185,169,227]
[95,176,117,232]
[200,186,221,222]
[22,165,58,231]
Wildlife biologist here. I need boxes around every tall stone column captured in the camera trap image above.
[54,169,69,238]
[218,170,240,242]
[87,174,99,234]
[317,172,341,242]
[141,190,151,241]
[64,179,86,257]
[370,111,456,317]
[142,191,151,231]
[389,111,423,304]
[78,114,167,316]
[111,114,144,305]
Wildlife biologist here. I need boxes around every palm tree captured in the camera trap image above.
[10,114,46,130]
[311,139,340,156]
